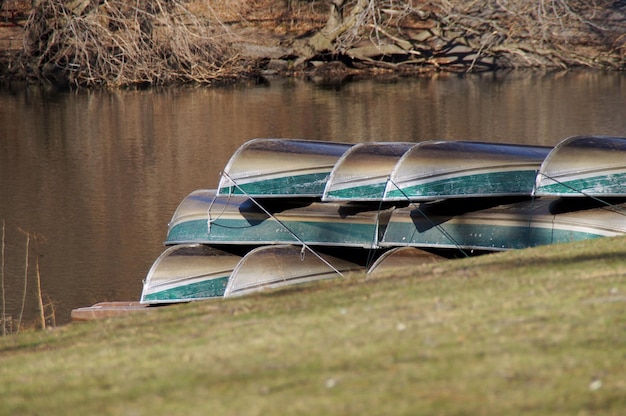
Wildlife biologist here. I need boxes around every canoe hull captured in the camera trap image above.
[217,138,352,197]
[367,247,444,277]
[224,245,365,297]
[140,244,241,304]
[384,141,550,201]
[381,198,626,251]
[323,142,414,201]
[166,189,389,248]
[535,136,626,197]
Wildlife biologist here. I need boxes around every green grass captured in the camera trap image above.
[1,236,626,415]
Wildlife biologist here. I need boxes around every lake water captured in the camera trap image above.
[1,70,625,326]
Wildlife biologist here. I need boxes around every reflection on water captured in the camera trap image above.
[1,70,625,325]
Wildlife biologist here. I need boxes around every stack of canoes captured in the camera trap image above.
[71,136,626,320]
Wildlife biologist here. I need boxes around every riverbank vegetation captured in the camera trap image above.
[1,235,625,414]
[1,221,55,335]
[1,0,625,87]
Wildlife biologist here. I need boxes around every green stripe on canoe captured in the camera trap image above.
[167,219,378,246]
[386,170,536,199]
[143,276,229,302]
[536,173,626,195]
[219,172,329,196]
[383,222,605,250]
[326,183,387,200]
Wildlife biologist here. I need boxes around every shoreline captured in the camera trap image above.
[1,0,624,89]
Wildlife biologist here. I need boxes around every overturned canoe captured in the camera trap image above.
[323,142,414,201]
[381,197,626,252]
[166,189,392,248]
[367,247,444,277]
[383,141,550,201]
[224,244,365,297]
[534,136,626,197]
[217,138,352,197]
[140,244,242,304]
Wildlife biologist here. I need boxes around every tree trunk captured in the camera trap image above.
[308,0,369,53]
[326,0,345,30]
[282,0,292,13]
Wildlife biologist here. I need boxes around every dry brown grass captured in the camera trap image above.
[22,0,251,87]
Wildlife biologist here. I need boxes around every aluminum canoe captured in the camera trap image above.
[166,189,393,248]
[217,138,352,198]
[322,142,414,201]
[367,247,444,277]
[140,244,242,304]
[534,136,626,197]
[224,244,365,297]
[381,197,626,252]
[383,141,550,201]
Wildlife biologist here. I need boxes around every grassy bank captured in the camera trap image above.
[1,236,625,415]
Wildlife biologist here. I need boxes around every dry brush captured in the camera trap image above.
[14,0,626,87]
[23,0,248,87]
[306,0,625,71]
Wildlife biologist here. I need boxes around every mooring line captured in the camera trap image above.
[365,188,389,269]
[206,186,236,234]
[219,171,345,277]
[386,178,470,257]
[525,194,538,249]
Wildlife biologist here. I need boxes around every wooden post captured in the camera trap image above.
[35,254,45,330]
[1,220,5,336]
[17,231,29,333]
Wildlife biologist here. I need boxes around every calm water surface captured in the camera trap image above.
[1,70,625,325]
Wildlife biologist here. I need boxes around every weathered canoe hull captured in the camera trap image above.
[166,189,390,248]
[140,244,241,304]
[217,138,352,197]
[224,245,365,297]
[534,136,626,197]
[367,247,444,277]
[217,138,553,201]
[323,142,414,201]
[381,198,626,251]
[384,141,550,201]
